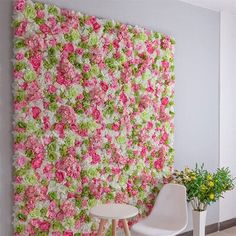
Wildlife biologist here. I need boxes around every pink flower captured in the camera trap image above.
[15,52,24,60]
[30,53,42,71]
[32,106,41,119]
[15,0,26,11]
[52,232,61,236]
[83,64,90,72]
[154,158,164,170]
[93,22,101,31]
[40,23,51,33]
[55,170,65,183]
[63,231,73,236]
[39,221,51,232]
[37,10,45,18]
[100,81,108,92]
[141,147,147,158]
[120,92,128,105]
[48,85,57,93]
[92,107,101,120]
[55,122,65,138]
[31,156,43,169]
[162,61,170,71]
[76,48,84,55]
[15,21,27,36]
[161,97,169,106]
[63,43,74,53]
[112,123,120,131]
[16,156,26,167]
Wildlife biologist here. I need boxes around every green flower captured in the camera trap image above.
[25,172,37,185]
[64,217,75,229]
[24,70,36,82]
[24,5,36,19]
[89,33,99,46]
[117,136,126,144]
[66,87,78,99]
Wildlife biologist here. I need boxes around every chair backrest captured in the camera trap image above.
[148,183,188,230]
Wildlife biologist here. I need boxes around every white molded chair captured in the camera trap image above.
[131,183,188,236]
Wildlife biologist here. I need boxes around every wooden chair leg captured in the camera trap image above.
[122,219,131,236]
[97,219,107,236]
[112,219,117,236]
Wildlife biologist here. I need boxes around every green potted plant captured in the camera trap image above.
[174,164,235,236]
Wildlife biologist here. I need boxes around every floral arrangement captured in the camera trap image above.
[12,0,175,235]
[174,165,235,211]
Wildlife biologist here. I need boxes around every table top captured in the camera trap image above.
[90,203,139,220]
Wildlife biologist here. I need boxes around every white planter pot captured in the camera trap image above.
[192,210,207,236]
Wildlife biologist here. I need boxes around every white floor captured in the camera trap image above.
[209,226,236,236]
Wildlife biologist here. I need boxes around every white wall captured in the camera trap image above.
[219,11,236,222]
[0,0,220,235]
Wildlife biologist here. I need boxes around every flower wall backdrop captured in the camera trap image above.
[12,0,175,235]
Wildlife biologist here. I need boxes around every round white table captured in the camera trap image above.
[90,203,139,236]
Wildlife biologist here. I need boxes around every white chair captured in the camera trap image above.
[131,183,188,236]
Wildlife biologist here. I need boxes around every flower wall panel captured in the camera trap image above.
[12,0,175,235]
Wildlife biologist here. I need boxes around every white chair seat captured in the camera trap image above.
[131,184,188,236]
[132,222,177,236]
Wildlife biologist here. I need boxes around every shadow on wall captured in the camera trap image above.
[0,0,13,235]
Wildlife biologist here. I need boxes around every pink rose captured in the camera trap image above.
[83,64,90,72]
[63,43,74,53]
[141,147,147,158]
[40,23,51,33]
[48,85,57,93]
[32,106,41,119]
[100,81,108,92]
[154,158,164,170]
[112,123,120,131]
[162,61,170,71]
[92,107,101,120]
[16,156,26,167]
[52,232,61,236]
[31,156,43,169]
[93,22,101,31]
[37,10,45,18]
[15,0,26,11]
[55,170,65,183]
[15,21,27,36]
[161,97,169,106]
[39,221,51,232]
[15,52,24,60]
[63,231,73,236]
[120,92,128,105]
[30,53,42,71]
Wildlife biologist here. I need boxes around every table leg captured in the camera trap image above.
[122,219,131,236]
[112,219,117,236]
[97,219,107,236]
